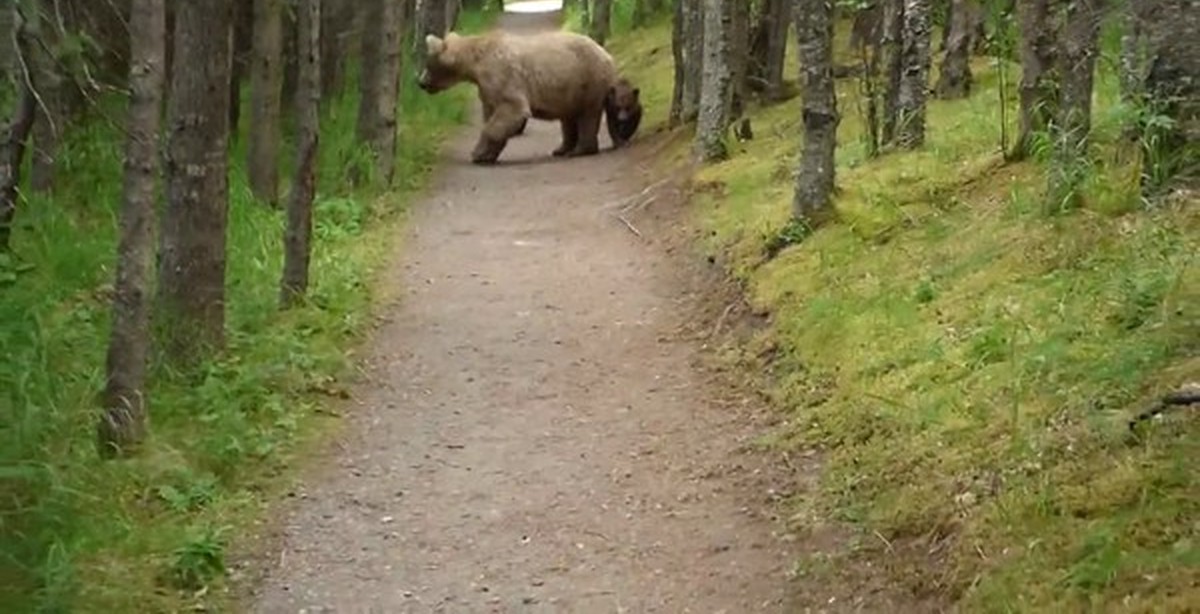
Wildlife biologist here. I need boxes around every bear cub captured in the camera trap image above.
[604,78,642,149]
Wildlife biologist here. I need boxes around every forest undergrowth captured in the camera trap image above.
[0,9,495,613]
[603,11,1197,612]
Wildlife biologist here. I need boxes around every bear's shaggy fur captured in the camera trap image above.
[604,78,642,149]
[417,30,619,164]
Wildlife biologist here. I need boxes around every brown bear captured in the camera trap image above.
[417,30,619,164]
[604,78,642,149]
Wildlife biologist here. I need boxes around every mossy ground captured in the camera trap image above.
[605,12,1198,612]
[0,9,496,613]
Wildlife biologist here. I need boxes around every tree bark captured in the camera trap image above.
[229,0,253,132]
[880,0,904,143]
[728,0,749,118]
[248,0,284,206]
[895,0,931,149]
[158,0,233,360]
[669,0,686,125]
[99,0,165,458]
[1,29,37,251]
[320,0,353,100]
[591,0,612,45]
[762,0,790,100]
[1011,0,1060,160]
[281,0,321,307]
[935,0,978,99]
[682,0,705,122]
[29,0,63,193]
[792,0,839,225]
[357,0,402,186]
[695,0,732,162]
[1047,0,1102,208]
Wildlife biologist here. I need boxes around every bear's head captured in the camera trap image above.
[418,33,468,94]
[605,79,641,122]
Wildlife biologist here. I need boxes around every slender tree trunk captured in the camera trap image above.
[880,0,904,143]
[935,0,978,99]
[229,0,253,132]
[158,0,233,360]
[695,0,732,162]
[282,0,321,307]
[248,0,284,206]
[1047,0,1102,208]
[591,0,612,45]
[763,0,790,100]
[793,0,839,224]
[895,0,931,149]
[1011,0,1060,160]
[29,0,62,193]
[357,0,402,186]
[320,0,352,100]
[1,30,37,251]
[99,0,165,458]
[669,0,686,125]
[682,0,705,122]
[728,0,749,118]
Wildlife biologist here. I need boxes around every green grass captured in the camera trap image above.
[606,10,1199,612]
[0,8,496,612]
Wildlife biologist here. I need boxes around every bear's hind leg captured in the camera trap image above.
[569,108,603,157]
[552,117,579,157]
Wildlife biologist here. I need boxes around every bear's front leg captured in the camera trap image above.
[471,103,527,164]
[552,117,579,157]
[568,108,603,157]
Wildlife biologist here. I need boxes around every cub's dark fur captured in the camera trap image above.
[604,78,642,149]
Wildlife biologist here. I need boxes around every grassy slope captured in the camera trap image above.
[0,9,495,613]
[605,14,1198,613]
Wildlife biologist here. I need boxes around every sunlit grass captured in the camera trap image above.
[607,5,1199,610]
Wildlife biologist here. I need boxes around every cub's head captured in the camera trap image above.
[418,33,468,93]
[605,79,641,122]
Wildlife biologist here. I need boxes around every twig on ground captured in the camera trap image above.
[614,213,642,238]
[873,530,895,554]
[710,301,738,339]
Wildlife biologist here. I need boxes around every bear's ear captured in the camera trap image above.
[425,34,445,56]
[632,87,640,98]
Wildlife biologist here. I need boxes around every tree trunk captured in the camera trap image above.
[1,64,37,252]
[682,0,704,122]
[281,0,320,307]
[1047,0,1102,208]
[728,0,750,118]
[669,0,686,125]
[591,0,612,45]
[229,0,253,132]
[29,0,63,193]
[763,0,790,100]
[895,0,931,149]
[357,0,403,186]
[935,0,978,99]
[695,0,732,162]
[792,0,839,225]
[1011,0,1060,160]
[99,0,165,458]
[320,0,353,100]
[1138,0,1197,191]
[248,0,284,206]
[880,0,904,143]
[158,0,233,360]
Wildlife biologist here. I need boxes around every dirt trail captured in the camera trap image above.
[250,10,798,613]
